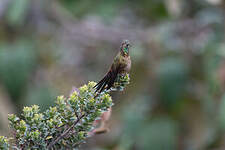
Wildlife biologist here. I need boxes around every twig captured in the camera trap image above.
[47,114,85,149]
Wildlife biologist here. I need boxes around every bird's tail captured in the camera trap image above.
[94,69,118,93]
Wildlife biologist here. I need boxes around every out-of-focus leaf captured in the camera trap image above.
[132,0,169,20]
[138,117,178,150]
[219,94,225,129]
[25,84,57,111]
[122,95,151,136]
[155,58,189,108]
[0,41,36,101]
[7,0,30,25]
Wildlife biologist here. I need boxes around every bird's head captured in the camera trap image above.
[120,40,130,56]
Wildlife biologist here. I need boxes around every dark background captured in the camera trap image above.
[0,0,225,150]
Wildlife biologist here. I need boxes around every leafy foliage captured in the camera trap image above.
[0,136,10,150]
[0,74,130,149]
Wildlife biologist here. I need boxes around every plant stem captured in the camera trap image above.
[47,114,85,149]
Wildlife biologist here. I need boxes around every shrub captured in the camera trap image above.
[1,74,130,149]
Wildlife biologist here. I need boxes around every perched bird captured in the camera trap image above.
[94,40,131,93]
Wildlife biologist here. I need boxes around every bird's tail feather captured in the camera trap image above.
[94,69,118,93]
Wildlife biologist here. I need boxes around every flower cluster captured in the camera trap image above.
[1,74,130,149]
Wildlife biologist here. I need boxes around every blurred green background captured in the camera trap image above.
[0,0,225,149]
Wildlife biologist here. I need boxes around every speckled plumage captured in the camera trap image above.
[94,40,131,93]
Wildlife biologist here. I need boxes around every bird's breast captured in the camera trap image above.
[120,56,131,73]
[125,58,131,72]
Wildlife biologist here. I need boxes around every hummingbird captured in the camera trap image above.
[94,40,131,93]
